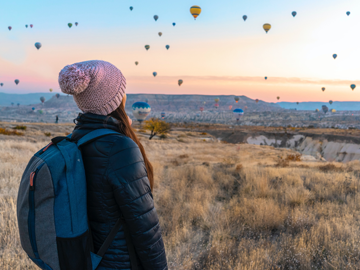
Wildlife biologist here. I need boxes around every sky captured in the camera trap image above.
[0,0,359,102]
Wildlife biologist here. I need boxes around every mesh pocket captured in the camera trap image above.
[56,230,92,270]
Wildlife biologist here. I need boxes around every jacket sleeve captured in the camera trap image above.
[105,136,168,270]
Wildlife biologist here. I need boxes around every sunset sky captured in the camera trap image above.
[0,0,359,102]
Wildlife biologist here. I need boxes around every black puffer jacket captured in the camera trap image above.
[71,113,168,270]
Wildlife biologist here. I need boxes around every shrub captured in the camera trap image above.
[0,128,24,136]
[318,164,343,172]
[159,134,167,140]
[179,154,189,159]
[44,132,51,137]
[13,125,27,130]
[235,164,243,171]
[200,132,207,135]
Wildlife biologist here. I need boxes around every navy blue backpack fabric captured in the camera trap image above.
[71,113,168,270]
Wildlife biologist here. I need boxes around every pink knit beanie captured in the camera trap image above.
[58,60,126,115]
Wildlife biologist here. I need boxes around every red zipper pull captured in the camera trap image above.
[43,142,53,152]
[30,172,35,190]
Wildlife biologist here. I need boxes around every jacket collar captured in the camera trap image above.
[71,113,120,141]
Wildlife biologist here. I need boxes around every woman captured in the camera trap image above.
[58,60,168,270]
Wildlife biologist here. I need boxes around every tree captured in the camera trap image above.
[143,118,171,140]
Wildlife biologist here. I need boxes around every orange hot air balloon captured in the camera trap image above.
[229,105,233,110]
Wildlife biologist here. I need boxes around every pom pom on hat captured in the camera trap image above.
[58,64,91,95]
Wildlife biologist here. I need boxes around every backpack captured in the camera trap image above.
[17,129,140,270]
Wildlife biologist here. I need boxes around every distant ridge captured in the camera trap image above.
[278,101,360,111]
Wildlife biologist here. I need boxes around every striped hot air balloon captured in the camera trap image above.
[190,5,201,20]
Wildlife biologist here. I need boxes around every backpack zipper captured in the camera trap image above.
[28,164,44,259]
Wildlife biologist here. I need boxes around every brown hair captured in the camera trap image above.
[109,101,154,190]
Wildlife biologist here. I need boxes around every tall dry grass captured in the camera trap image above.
[1,133,360,269]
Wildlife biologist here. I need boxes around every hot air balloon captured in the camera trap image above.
[296,102,299,105]
[49,88,53,92]
[56,93,60,98]
[154,15,159,21]
[233,108,244,121]
[130,6,133,11]
[178,79,183,86]
[315,109,319,112]
[68,23,73,28]
[40,97,45,104]
[351,84,356,90]
[229,105,233,110]
[333,54,337,59]
[8,26,12,31]
[132,102,151,123]
[14,79,19,85]
[277,96,280,100]
[153,72,157,77]
[214,98,220,103]
[200,107,204,112]
[75,22,78,26]
[161,112,165,119]
[0,83,3,87]
[166,45,170,50]
[172,22,176,26]
[346,11,350,16]
[322,105,329,114]
[292,11,297,17]
[263,23,271,33]
[38,110,43,114]
[255,99,259,103]
[322,87,325,92]
[145,99,149,104]
[135,61,139,66]
[25,25,28,28]
[30,24,33,28]
[158,32,162,37]
[265,76,268,80]
[35,42,42,50]
[235,97,240,103]
[190,5,201,20]
[145,45,150,51]
[331,109,336,113]
[214,103,219,109]
[329,100,333,105]
[243,15,247,21]
[244,106,248,110]
[11,103,14,106]
[32,107,35,111]
[203,101,206,105]
[17,103,20,106]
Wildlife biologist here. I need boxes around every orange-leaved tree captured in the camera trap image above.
[143,118,171,140]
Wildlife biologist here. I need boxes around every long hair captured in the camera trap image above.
[109,101,154,190]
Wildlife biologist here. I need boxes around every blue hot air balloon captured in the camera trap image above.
[132,102,151,123]
[25,24,28,28]
[265,76,268,80]
[346,11,350,16]
[172,22,176,26]
[0,83,3,87]
[32,107,35,111]
[233,108,244,121]
[166,45,170,50]
[154,15,159,21]
[35,42,42,50]
[161,112,165,119]
[130,6,133,11]
[333,54,337,59]
[243,15,247,21]
[351,84,356,90]
[153,72,157,77]
[15,79,19,85]
[322,105,329,114]
[292,11,297,17]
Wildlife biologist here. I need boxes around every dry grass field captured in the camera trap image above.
[1,122,360,269]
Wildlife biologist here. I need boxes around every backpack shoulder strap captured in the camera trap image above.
[76,129,120,148]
